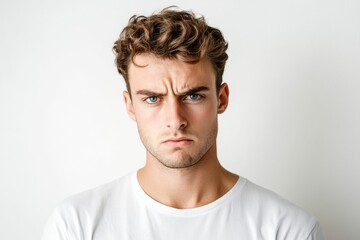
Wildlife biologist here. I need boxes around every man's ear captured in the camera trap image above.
[123,91,136,121]
[217,83,229,114]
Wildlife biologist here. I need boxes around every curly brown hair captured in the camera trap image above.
[113,7,228,94]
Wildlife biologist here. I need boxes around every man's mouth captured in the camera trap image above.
[162,137,193,147]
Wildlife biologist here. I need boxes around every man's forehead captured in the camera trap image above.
[129,53,214,75]
[129,54,194,74]
[127,53,216,94]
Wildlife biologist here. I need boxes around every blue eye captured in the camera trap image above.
[145,96,158,103]
[186,94,201,101]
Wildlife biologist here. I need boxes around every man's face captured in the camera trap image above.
[124,54,228,169]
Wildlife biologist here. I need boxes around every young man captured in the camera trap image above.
[42,7,324,240]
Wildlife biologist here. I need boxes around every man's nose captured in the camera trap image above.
[165,99,188,130]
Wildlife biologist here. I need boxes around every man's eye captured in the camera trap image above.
[186,94,201,101]
[145,96,159,103]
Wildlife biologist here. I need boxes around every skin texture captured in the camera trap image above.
[124,54,238,209]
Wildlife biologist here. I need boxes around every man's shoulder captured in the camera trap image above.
[242,179,313,217]
[42,172,135,239]
[55,172,134,214]
[238,178,321,239]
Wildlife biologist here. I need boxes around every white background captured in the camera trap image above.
[0,0,359,239]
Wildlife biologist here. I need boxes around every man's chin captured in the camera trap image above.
[156,153,199,169]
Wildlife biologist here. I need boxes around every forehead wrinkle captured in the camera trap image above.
[130,54,214,97]
[129,56,169,95]
[164,64,203,96]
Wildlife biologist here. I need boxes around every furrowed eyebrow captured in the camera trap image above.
[135,86,209,97]
[180,86,209,96]
[135,90,166,96]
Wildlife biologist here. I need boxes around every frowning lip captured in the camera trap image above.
[162,137,193,146]
[163,137,192,142]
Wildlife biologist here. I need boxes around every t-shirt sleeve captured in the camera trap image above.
[306,221,326,240]
[41,207,69,240]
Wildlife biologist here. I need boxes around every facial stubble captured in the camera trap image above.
[138,124,218,169]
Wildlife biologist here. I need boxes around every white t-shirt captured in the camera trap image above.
[42,172,324,240]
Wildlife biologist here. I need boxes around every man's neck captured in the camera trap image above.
[137,147,238,209]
